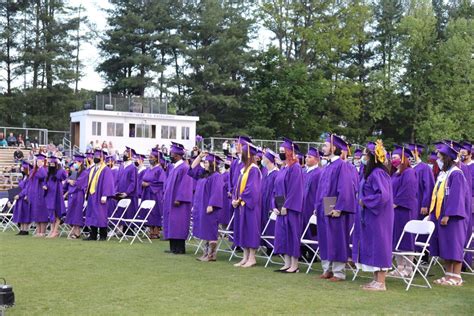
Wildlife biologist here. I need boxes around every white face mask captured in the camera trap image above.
[321,159,328,167]
[361,157,368,166]
[436,159,444,170]
[428,163,433,170]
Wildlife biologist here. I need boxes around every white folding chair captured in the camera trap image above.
[390,220,435,291]
[216,213,236,258]
[119,200,155,245]
[107,198,131,241]
[259,211,285,267]
[300,214,320,273]
[1,199,18,232]
[462,232,474,275]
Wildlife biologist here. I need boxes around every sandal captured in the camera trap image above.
[440,277,463,287]
[68,234,81,240]
[362,281,386,291]
[433,277,447,285]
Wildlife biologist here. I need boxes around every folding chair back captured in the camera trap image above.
[119,199,155,245]
[404,220,435,236]
[217,212,235,257]
[107,198,131,240]
[0,198,9,212]
[300,214,320,273]
[1,200,17,232]
[259,211,280,267]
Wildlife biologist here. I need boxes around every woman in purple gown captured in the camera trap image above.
[260,150,279,244]
[430,143,470,286]
[65,154,89,239]
[189,153,224,261]
[28,154,49,237]
[13,161,32,235]
[273,138,304,273]
[232,142,262,268]
[353,140,394,291]
[45,156,67,238]
[389,145,418,277]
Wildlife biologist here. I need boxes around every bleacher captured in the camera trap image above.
[0,147,22,192]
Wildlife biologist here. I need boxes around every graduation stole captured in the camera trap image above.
[88,162,106,195]
[236,164,258,205]
[429,166,459,219]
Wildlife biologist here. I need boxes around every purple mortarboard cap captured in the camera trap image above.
[35,153,46,161]
[234,135,252,145]
[437,143,459,160]
[242,142,258,156]
[450,141,463,152]
[150,149,160,158]
[105,155,115,163]
[85,151,93,158]
[94,148,106,158]
[170,142,185,155]
[48,156,59,163]
[353,148,363,158]
[256,148,264,158]
[21,160,31,168]
[325,134,350,151]
[407,143,425,155]
[204,153,223,164]
[264,150,277,163]
[460,141,472,152]
[73,154,85,163]
[392,145,413,159]
[226,154,234,163]
[429,151,438,161]
[307,147,320,158]
[366,142,376,154]
[280,137,300,152]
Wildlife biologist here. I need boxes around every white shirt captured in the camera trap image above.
[305,165,319,173]
[174,159,184,168]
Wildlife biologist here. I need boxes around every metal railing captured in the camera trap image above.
[95,93,168,114]
[0,126,48,146]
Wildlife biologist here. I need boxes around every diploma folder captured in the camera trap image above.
[275,196,285,211]
[323,196,337,216]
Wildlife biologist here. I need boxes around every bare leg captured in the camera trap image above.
[242,248,257,267]
[286,256,299,272]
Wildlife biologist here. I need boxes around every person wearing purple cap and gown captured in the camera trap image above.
[83,150,115,241]
[105,156,118,218]
[44,156,67,238]
[115,147,138,233]
[28,154,49,237]
[260,150,279,247]
[273,138,304,273]
[430,143,470,286]
[163,142,193,254]
[353,149,364,182]
[218,155,233,226]
[189,152,224,261]
[135,154,147,201]
[301,147,322,258]
[232,142,262,268]
[388,145,418,277]
[315,134,356,281]
[353,140,394,291]
[141,149,166,239]
[13,161,32,235]
[64,155,88,239]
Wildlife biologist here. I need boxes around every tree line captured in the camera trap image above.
[0,0,472,146]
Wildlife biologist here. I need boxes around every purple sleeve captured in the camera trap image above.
[393,170,417,209]
[208,174,223,209]
[101,167,116,197]
[362,170,391,215]
[240,167,261,210]
[283,164,304,212]
[125,167,137,195]
[335,163,356,213]
[175,166,193,203]
[187,165,205,180]
[444,171,467,218]
[421,167,435,208]
[58,169,67,181]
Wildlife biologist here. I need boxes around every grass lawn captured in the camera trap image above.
[1,231,473,315]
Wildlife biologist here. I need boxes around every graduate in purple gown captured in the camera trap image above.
[430,143,470,286]
[44,156,67,238]
[218,155,233,226]
[232,142,262,268]
[353,140,394,291]
[408,144,435,220]
[135,153,147,201]
[260,150,279,242]
[389,145,418,277]
[13,161,32,235]
[230,136,251,247]
[83,149,115,241]
[272,138,304,273]
[105,155,118,218]
[64,154,88,239]
[141,149,166,239]
[115,147,138,232]
[28,154,49,237]
[353,149,364,182]
[162,142,193,254]
[189,153,224,261]
[301,147,322,256]
[315,134,356,281]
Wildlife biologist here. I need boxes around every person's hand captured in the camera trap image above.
[14,195,19,200]
[142,181,150,187]
[100,196,107,204]
[440,216,449,226]
[206,206,213,214]
[199,152,207,158]
[67,179,75,186]
[393,204,398,209]
[174,200,180,207]
[280,207,287,216]
[420,207,428,215]
[42,185,48,191]
[358,199,364,207]
[329,210,342,218]
[272,208,280,216]
[232,199,240,208]
[227,192,232,198]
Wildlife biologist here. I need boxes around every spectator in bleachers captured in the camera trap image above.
[222,140,230,156]
[108,141,114,153]
[31,136,39,149]
[0,138,7,148]
[14,147,24,162]
[101,141,108,150]
[17,134,25,147]
[7,133,17,146]
[86,141,93,152]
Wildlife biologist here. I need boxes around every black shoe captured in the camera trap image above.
[173,251,186,255]
[98,237,107,241]
[83,236,97,241]
[283,268,300,274]
[17,230,28,236]
[274,268,289,272]
[164,250,174,254]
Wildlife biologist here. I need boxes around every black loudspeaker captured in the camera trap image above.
[0,278,15,307]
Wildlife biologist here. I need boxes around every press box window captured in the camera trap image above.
[181,126,190,140]
[107,123,124,137]
[161,125,177,139]
[92,121,101,136]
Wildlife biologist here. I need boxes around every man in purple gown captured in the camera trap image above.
[84,149,115,241]
[45,156,67,238]
[65,154,88,239]
[315,134,356,281]
[13,161,32,235]
[408,144,435,220]
[115,147,138,231]
[162,142,193,254]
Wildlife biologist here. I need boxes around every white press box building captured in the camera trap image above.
[70,109,199,155]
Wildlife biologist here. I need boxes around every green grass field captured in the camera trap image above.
[1,231,473,315]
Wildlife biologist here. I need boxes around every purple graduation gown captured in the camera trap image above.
[230,159,244,244]
[65,169,89,227]
[459,162,473,266]
[261,168,278,237]
[218,172,232,226]
[353,168,394,268]
[107,167,119,217]
[274,163,304,257]
[315,158,356,263]
[140,165,166,226]
[28,167,48,223]
[45,169,67,220]
[116,163,138,220]
[414,162,435,219]
[430,168,469,262]
[12,177,31,224]
[391,168,418,251]
[189,168,223,241]
[162,161,193,240]
[302,166,322,242]
[234,165,262,249]
[85,165,115,227]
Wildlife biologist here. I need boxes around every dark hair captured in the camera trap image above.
[46,163,60,181]
[364,152,389,179]
[334,147,342,156]
[200,161,218,178]
[242,152,254,169]
[440,153,454,172]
